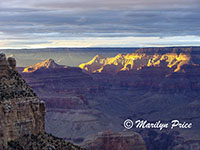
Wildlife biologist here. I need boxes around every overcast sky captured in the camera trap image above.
[0,0,200,48]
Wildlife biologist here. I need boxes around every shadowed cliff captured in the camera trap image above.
[0,53,86,150]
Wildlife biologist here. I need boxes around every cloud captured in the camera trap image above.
[1,36,200,49]
[0,0,200,48]
[2,0,199,11]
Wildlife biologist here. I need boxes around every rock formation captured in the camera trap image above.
[8,133,85,150]
[0,54,85,150]
[79,49,192,74]
[23,58,65,73]
[82,131,146,150]
[21,59,94,110]
[0,53,45,149]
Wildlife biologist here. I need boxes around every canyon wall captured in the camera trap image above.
[0,53,45,149]
[79,47,200,74]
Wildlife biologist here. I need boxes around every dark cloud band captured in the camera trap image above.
[0,0,199,47]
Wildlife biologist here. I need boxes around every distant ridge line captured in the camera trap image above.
[1,46,200,51]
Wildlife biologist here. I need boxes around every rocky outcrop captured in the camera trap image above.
[8,133,86,150]
[82,131,146,150]
[79,49,192,74]
[0,53,45,149]
[0,54,85,150]
[23,59,66,73]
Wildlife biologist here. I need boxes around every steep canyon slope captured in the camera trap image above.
[21,58,147,150]
[0,53,86,150]
[20,47,200,150]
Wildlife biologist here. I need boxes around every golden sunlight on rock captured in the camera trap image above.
[79,51,191,74]
[23,59,65,73]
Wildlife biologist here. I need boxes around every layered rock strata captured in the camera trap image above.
[0,53,45,149]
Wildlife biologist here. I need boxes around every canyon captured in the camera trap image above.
[19,47,200,150]
[0,53,86,150]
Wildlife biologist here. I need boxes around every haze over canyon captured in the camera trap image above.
[15,47,200,150]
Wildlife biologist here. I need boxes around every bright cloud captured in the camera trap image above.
[0,0,200,48]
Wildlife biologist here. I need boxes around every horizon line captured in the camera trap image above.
[0,45,199,50]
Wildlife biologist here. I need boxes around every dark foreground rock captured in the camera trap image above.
[0,53,85,150]
[8,133,86,150]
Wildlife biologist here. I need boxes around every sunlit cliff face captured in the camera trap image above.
[23,59,65,73]
[79,52,191,74]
